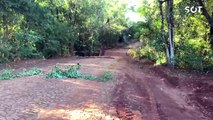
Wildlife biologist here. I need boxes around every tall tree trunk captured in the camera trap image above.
[167,0,175,67]
[158,0,170,65]
[68,43,74,56]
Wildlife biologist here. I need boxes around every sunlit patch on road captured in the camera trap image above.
[37,103,119,120]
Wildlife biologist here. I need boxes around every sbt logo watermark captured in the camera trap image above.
[185,6,203,13]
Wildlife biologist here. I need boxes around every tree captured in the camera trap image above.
[0,0,128,62]
[158,0,170,65]
[195,0,213,46]
[132,0,213,70]
[158,0,175,67]
[167,0,175,66]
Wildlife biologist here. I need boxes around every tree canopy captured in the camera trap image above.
[130,0,213,71]
[0,0,129,61]
[1,0,213,71]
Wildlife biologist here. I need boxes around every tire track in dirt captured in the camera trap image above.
[110,53,209,120]
[111,57,160,120]
[0,46,212,120]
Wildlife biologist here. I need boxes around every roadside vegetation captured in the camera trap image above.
[0,63,114,82]
[0,0,128,62]
[0,68,43,80]
[129,0,213,71]
[1,0,213,72]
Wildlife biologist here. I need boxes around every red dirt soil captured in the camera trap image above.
[0,48,212,120]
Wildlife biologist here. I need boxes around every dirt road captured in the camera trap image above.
[0,48,212,120]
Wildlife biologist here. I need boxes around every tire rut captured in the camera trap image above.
[112,72,159,120]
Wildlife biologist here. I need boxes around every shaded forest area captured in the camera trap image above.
[0,0,128,61]
[1,0,213,71]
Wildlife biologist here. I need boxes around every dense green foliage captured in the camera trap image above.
[98,70,114,82]
[17,67,44,77]
[0,67,43,80]
[1,0,212,71]
[46,63,97,80]
[0,0,128,62]
[0,69,16,80]
[0,64,114,82]
[46,63,114,82]
[130,0,213,71]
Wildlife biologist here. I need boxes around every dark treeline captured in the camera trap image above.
[1,0,213,71]
[0,0,128,62]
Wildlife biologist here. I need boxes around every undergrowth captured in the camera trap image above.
[98,71,114,82]
[0,69,16,80]
[17,68,44,77]
[0,68,43,80]
[46,63,83,79]
[46,64,114,82]
[0,63,114,82]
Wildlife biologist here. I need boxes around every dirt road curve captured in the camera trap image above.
[0,48,212,120]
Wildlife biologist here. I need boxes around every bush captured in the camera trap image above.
[127,48,141,59]
[46,64,114,82]
[0,69,16,80]
[0,67,44,80]
[16,68,44,77]
[130,19,213,71]
[0,64,115,82]
[98,71,114,82]
[176,39,213,70]
[0,41,14,63]
[46,63,97,80]
[15,30,43,59]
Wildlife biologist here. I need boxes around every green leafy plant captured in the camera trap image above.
[46,63,90,79]
[46,65,66,79]
[46,64,114,82]
[64,64,82,78]
[46,63,97,80]
[16,67,44,77]
[98,71,114,82]
[0,64,115,82]
[0,69,16,80]
[0,67,44,80]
